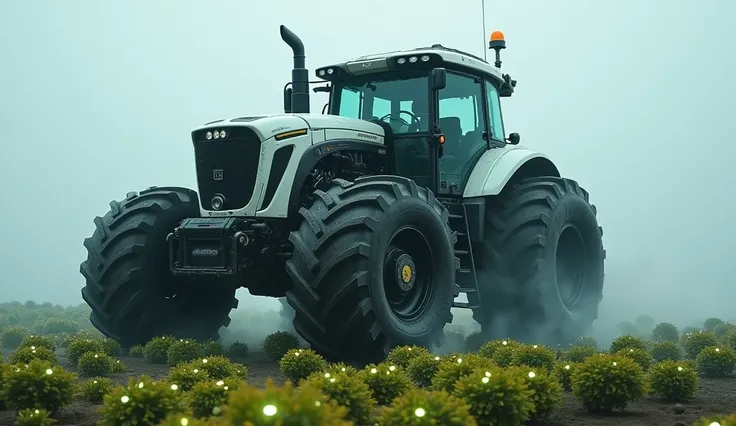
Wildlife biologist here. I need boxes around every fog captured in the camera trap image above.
[1,1,734,348]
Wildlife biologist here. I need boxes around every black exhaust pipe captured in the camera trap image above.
[280,25,309,114]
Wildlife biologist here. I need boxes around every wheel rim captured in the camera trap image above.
[383,226,434,321]
[555,225,587,309]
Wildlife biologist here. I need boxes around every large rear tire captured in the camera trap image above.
[285,176,457,362]
[473,177,605,345]
[80,187,239,347]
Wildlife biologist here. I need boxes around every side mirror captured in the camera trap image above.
[431,68,447,90]
[506,132,520,145]
[283,87,293,113]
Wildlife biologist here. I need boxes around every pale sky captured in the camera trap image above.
[1,1,734,326]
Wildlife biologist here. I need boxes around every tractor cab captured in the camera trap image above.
[312,37,517,196]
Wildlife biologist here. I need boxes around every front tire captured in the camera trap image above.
[285,176,457,362]
[80,187,239,347]
[473,177,605,345]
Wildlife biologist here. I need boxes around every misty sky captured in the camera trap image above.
[1,1,734,326]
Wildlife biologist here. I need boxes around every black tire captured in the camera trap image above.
[80,187,239,347]
[473,176,605,345]
[285,176,457,362]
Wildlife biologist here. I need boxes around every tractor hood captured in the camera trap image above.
[195,114,386,142]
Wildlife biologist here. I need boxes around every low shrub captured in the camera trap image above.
[167,339,204,367]
[406,353,442,387]
[453,367,535,425]
[128,344,144,357]
[41,318,80,336]
[324,362,359,376]
[464,331,487,352]
[2,359,76,413]
[220,378,351,425]
[650,340,682,362]
[263,331,300,361]
[561,344,598,363]
[111,359,126,373]
[573,336,598,348]
[490,343,517,367]
[302,370,376,425]
[693,414,736,426]
[385,345,430,368]
[18,335,56,352]
[652,322,679,342]
[14,408,56,426]
[616,347,653,371]
[512,365,563,421]
[98,376,186,426]
[1,327,29,350]
[431,354,494,393]
[571,353,646,412]
[714,323,736,340]
[279,348,327,384]
[360,362,413,405]
[227,341,248,358]
[167,363,209,392]
[704,317,724,332]
[477,338,520,359]
[100,338,121,357]
[77,352,114,377]
[726,329,736,351]
[199,340,223,356]
[681,330,718,359]
[513,344,556,371]
[7,345,57,365]
[143,336,176,364]
[552,361,578,391]
[648,360,698,402]
[79,377,115,403]
[66,337,104,365]
[377,388,476,426]
[695,346,736,377]
[187,378,240,418]
[197,355,242,380]
[609,334,647,353]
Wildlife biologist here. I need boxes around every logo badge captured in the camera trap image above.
[212,169,224,181]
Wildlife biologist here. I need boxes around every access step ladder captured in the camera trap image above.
[445,202,481,309]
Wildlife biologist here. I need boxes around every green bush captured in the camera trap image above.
[609,334,647,353]
[616,347,653,371]
[227,341,248,358]
[431,353,494,393]
[572,336,598,348]
[406,353,442,387]
[477,338,520,359]
[511,365,563,421]
[512,344,556,371]
[187,378,240,418]
[464,331,487,353]
[696,346,736,377]
[111,359,126,373]
[571,353,646,412]
[693,414,736,426]
[14,408,56,426]
[98,376,186,426]
[143,336,176,364]
[77,352,114,377]
[40,318,79,336]
[453,367,535,425]
[199,340,223,356]
[167,363,209,392]
[128,344,144,357]
[279,348,327,384]
[197,355,243,380]
[2,359,76,413]
[1,327,29,349]
[386,345,430,369]
[324,362,359,376]
[100,338,121,357]
[714,323,736,340]
[552,361,578,391]
[377,388,476,426]
[167,339,204,367]
[647,360,698,402]
[704,317,724,332]
[360,362,413,405]
[19,335,56,352]
[561,344,598,363]
[681,330,718,359]
[79,377,114,403]
[302,370,376,425]
[490,344,517,367]
[263,331,300,361]
[221,378,351,425]
[0,362,10,409]
[726,329,736,351]
[66,337,104,365]
[650,340,682,362]
[7,346,57,365]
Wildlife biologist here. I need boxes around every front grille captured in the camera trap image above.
[193,127,261,210]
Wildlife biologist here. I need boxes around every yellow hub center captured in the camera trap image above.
[401,265,412,283]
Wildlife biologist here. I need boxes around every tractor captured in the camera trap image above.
[80,25,605,362]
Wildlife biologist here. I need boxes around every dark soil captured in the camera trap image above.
[1,349,734,426]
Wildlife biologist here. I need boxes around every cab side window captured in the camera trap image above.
[485,82,505,142]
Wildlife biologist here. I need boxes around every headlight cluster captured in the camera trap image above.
[205,130,227,140]
[317,68,335,77]
[396,55,431,65]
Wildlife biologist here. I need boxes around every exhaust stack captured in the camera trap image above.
[280,25,309,114]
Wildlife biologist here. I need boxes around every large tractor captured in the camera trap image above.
[80,26,605,362]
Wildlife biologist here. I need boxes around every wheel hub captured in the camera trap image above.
[389,250,416,292]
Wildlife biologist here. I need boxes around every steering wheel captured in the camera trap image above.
[380,110,420,129]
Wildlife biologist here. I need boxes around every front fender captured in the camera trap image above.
[463,146,559,197]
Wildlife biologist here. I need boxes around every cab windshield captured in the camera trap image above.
[333,72,430,134]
